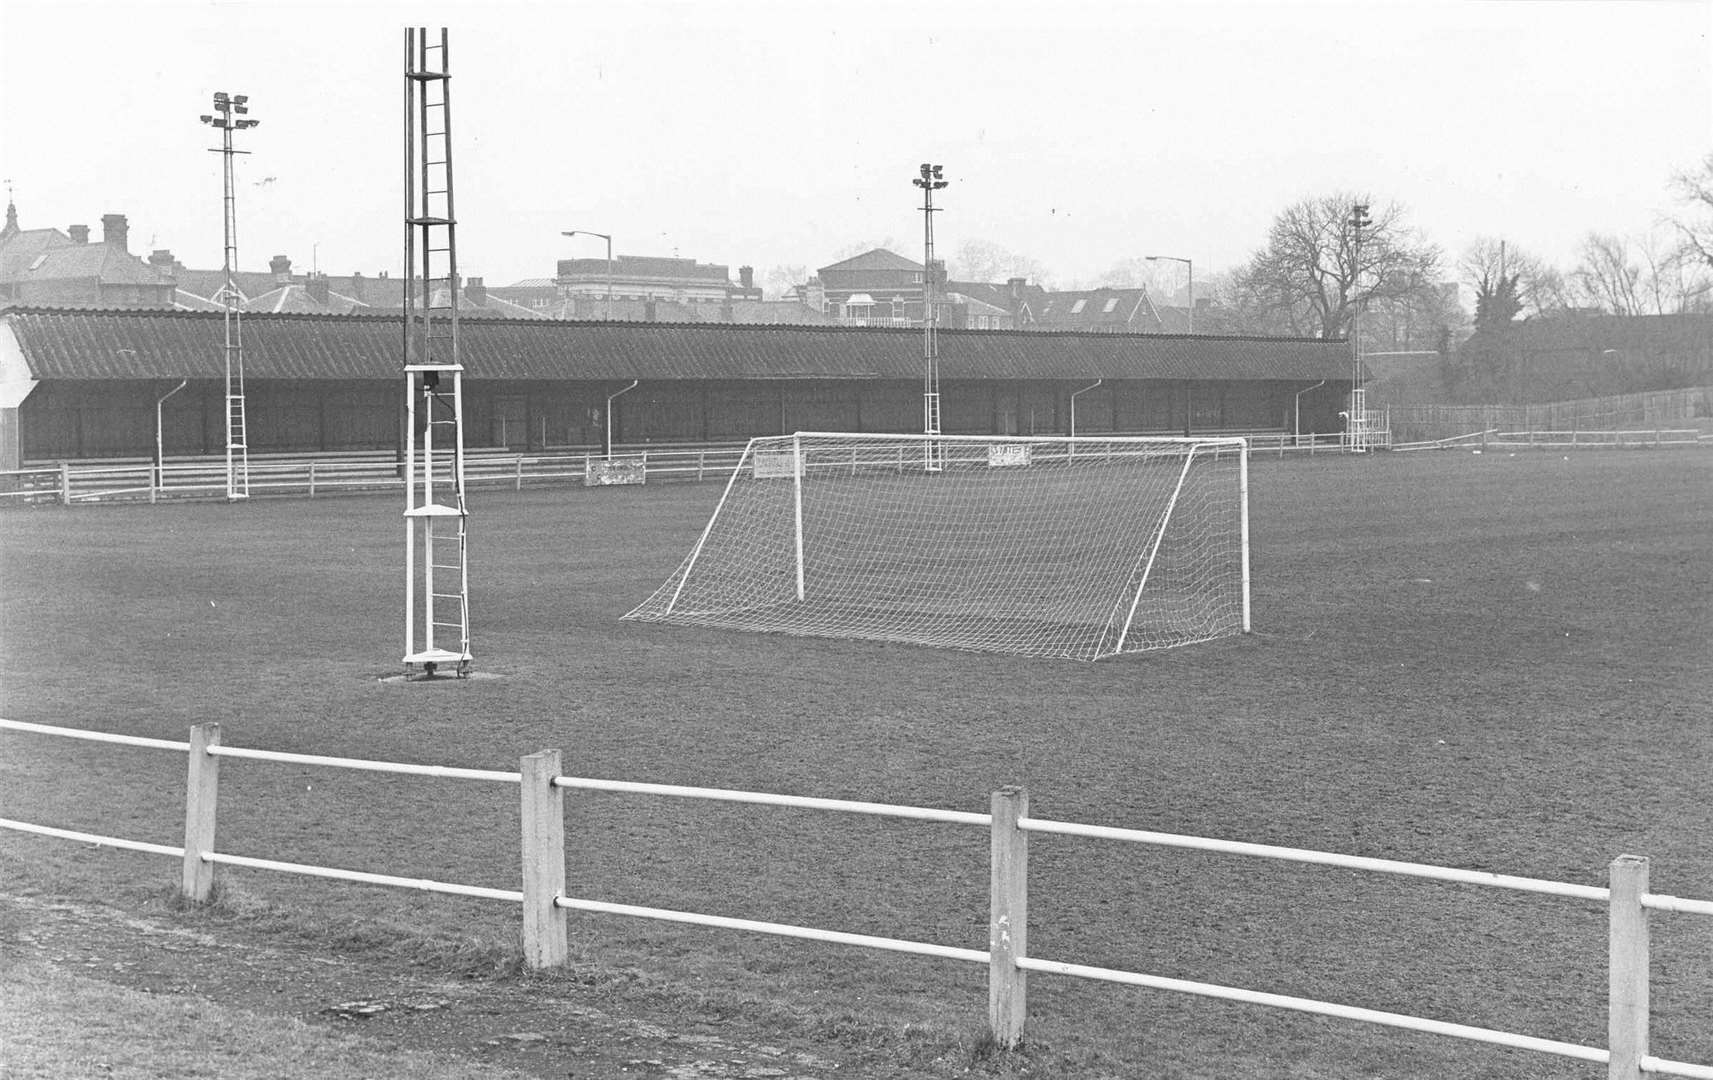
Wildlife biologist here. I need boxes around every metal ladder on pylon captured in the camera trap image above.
[225,346,249,498]
[402,27,471,678]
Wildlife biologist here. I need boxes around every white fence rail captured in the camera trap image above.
[3,715,1711,1076]
[1392,428,1706,453]
[1391,387,1713,444]
[0,431,1420,507]
[0,446,755,506]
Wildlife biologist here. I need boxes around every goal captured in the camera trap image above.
[624,432,1250,661]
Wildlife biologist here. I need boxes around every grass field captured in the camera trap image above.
[2,448,1711,1078]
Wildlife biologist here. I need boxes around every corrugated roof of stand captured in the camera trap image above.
[1,306,1355,383]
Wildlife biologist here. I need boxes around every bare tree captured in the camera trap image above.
[1669,154,1713,270]
[948,239,1051,286]
[761,264,807,300]
[1570,231,1709,315]
[1232,193,1440,340]
[1571,233,1643,314]
[1459,237,1562,327]
[829,238,902,263]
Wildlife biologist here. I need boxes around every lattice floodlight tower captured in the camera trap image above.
[199,92,258,502]
[401,27,472,678]
[625,432,1251,661]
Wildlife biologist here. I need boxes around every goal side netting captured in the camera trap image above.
[623,432,1250,661]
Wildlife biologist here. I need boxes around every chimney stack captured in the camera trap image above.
[739,265,755,291]
[306,274,331,306]
[149,249,177,281]
[348,271,364,303]
[464,275,486,307]
[100,214,129,250]
[68,224,90,245]
[269,254,292,284]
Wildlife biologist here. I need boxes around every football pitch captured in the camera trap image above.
[2,449,1710,1077]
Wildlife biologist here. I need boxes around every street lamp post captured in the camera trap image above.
[1145,255,1193,333]
[563,230,613,319]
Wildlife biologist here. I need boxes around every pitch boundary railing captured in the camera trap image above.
[0,446,754,506]
[2,718,1711,1077]
[1393,428,1705,453]
[0,430,1439,507]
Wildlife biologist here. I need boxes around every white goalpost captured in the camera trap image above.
[624,432,1251,661]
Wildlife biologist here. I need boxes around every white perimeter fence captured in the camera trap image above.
[1391,387,1713,444]
[0,433,1379,507]
[2,717,1711,1077]
[0,446,745,507]
[1392,429,1706,453]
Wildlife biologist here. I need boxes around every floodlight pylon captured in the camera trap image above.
[201,92,258,501]
[401,27,472,679]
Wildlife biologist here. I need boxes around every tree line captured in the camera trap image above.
[976,159,1711,348]
[763,156,1713,362]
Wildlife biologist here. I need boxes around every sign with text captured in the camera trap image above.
[753,450,800,479]
[584,457,646,486]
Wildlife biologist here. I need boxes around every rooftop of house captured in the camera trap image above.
[555,255,735,284]
[0,204,171,290]
[1034,288,1160,331]
[817,248,925,277]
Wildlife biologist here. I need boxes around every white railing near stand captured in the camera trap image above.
[1391,428,1705,453]
[0,445,756,506]
[3,716,1711,1076]
[6,420,1708,506]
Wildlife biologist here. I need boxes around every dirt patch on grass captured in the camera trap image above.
[0,891,877,1079]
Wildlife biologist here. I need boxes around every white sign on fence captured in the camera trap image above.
[752,451,799,479]
[585,458,646,486]
[987,444,1031,468]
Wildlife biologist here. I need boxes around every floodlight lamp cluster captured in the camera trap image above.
[914,163,948,191]
[1350,202,1372,232]
[201,92,258,130]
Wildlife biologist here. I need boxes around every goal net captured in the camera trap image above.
[623,432,1250,661]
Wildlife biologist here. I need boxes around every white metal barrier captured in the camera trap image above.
[0,430,1456,507]
[3,716,1711,1076]
[1393,429,1705,453]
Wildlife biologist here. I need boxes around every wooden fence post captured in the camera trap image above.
[520,749,568,969]
[1609,854,1650,1080]
[182,723,221,903]
[989,786,1028,1049]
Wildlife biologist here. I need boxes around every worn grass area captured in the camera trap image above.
[0,961,536,1080]
[2,449,1711,1078]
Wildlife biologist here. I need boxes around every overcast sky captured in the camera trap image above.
[2,0,1708,295]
